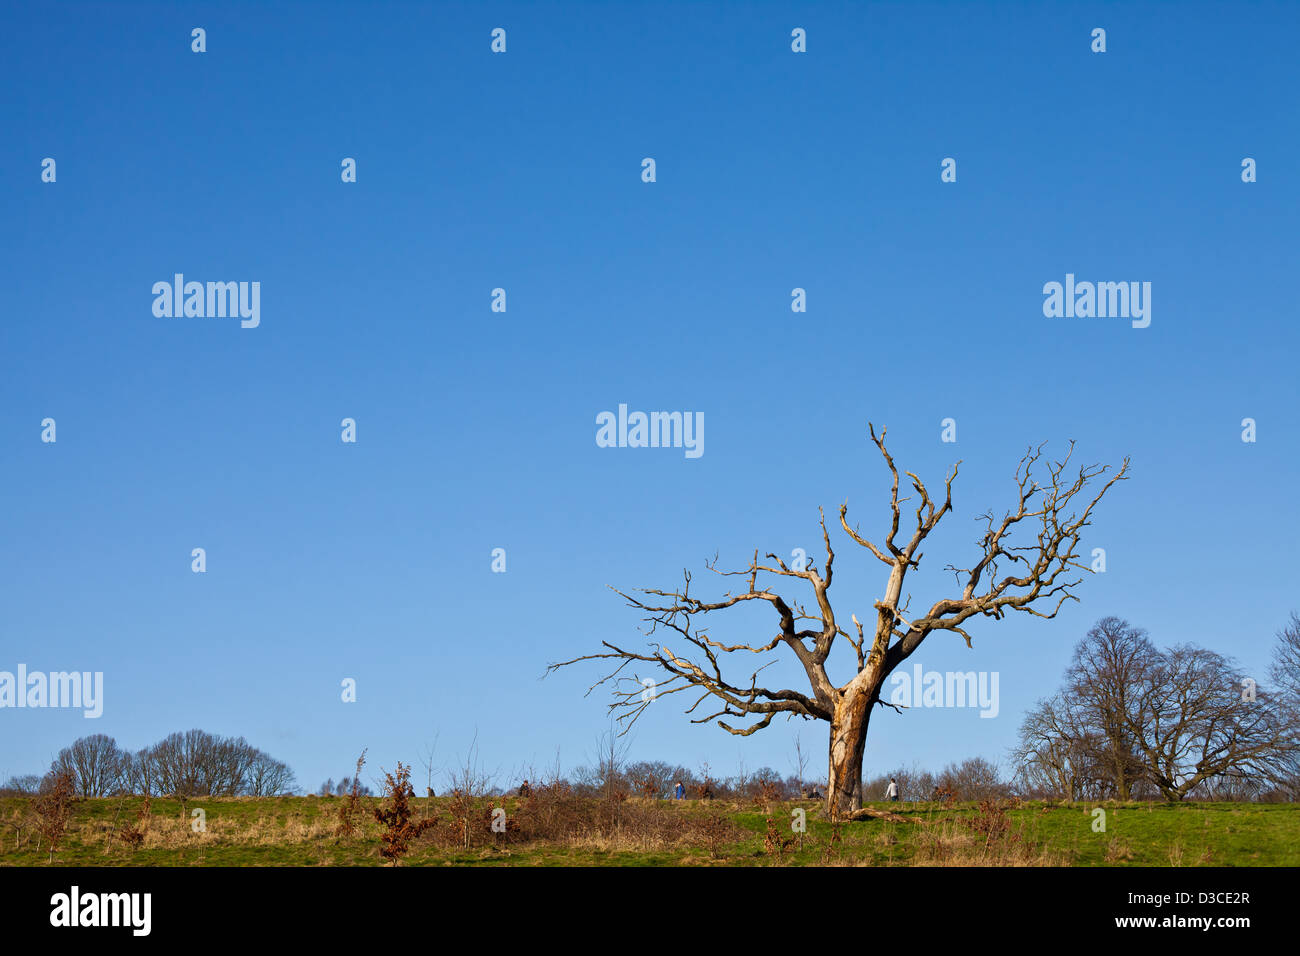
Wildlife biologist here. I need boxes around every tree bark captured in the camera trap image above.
[826,684,872,820]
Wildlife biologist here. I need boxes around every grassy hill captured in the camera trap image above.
[3,794,1296,867]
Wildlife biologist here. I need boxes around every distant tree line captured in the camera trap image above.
[317,776,374,797]
[1,729,297,798]
[6,615,1296,806]
[493,755,1013,803]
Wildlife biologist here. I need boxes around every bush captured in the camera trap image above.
[372,763,435,864]
[33,770,76,863]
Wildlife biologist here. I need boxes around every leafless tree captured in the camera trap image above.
[864,764,936,803]
[936,756,1009,801]
[1063,617,1156,800]
[550,425,1128,818]
[418,733,440,798]
[145,730,260,796]
[0,775,42,796]
[49,734,128,797]
[444,734,496,849]
[443,734,495,802]
[743,766,786,800]
[625,759,677,798]
[1027,621,1300,802]
[790,732,810,795]
[108,730,293,797]
[122,748,157,796]
[332,775,373,797]
[1127,645,1299,801]
[1268,611,1300,706]
[245,751,297,796]
[590,724,632,802]
[1011,692,1109,800]
[1266,612,1300,798]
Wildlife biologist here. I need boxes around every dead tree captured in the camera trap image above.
[549,425,1129,820]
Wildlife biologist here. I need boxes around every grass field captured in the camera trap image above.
[3,794,1297,867]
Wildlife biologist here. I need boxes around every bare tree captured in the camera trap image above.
[117,730,293,797]
[936,756,1008,801]
[625,759,675,798]
[123,748,157,796]
[444,734,495,800]
[245,751,297,796]
[1011,692,1108,800]
[550,425,1128,818]
[1266,612,1300,799]
[589,724,632,802]
[1029,622,1300,802]
[418,733,440,798]
[1127,645,1299,801]
[864,764,936,803]
[1063,617,1156,800]
[790,732,809,794]
[444,734,495,850]
[50,734,128,797]
[146,729,249,796]
[0,775,43,796]
[1268,611,1300,705]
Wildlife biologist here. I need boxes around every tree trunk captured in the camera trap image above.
[826,685,872,820]
[1110,741,1131,800]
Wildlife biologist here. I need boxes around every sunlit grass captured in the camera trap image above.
[2,795,1295,867]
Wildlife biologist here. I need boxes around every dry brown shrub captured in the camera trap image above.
[372,762,435,865]
[335,749,367,839]
[33,770,76,863]
[633,774,658,800]
[482,801,520,843]
[118,794,151,850]
[764,816,794,858]
[504,788,743,855]
[690,809,738,859]
[1105,837,1134,862]
[912,813,1061,867]
[820,822,843,864]
[964,799,1018,849]
[756,779,783,810]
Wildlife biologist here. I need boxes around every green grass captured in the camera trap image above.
[2,795,1296,867]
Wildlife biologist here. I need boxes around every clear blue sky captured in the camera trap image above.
[2,0,1297,792]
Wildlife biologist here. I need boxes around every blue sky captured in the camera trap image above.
[2,0,1297,793]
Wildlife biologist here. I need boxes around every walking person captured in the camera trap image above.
[886,778,899,802]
